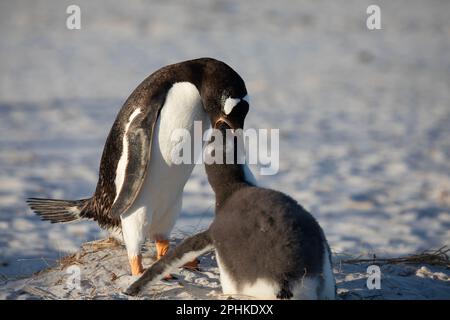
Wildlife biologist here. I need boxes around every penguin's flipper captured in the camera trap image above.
[124,230,213,296]
[108,94,166,219]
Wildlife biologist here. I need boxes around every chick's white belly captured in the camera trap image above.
[216,251,279,299]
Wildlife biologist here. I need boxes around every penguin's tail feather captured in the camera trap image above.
[27,197,90,223]
[125,230,213,296]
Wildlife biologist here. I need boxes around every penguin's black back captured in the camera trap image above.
[210,185,326,289]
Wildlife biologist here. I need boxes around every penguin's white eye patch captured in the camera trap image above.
[223,97,241,115]
[223,95,249,115]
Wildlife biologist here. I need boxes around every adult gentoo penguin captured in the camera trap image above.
[27,58,251,276]
[126,122,336,299]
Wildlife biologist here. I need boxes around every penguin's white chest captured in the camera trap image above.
[126,82,209,234]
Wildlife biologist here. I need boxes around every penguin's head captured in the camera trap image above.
[200,59,250,131]
[213,94,250,131]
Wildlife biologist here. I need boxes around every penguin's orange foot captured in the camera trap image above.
[156,239,170,260]
[129,255,144,276]
[156,239,175,280]
[183,258,200,271]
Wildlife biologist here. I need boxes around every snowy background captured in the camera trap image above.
[1,0,449,280]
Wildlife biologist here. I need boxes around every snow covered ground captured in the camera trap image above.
[0,0,449,299]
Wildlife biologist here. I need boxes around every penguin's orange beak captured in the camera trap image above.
[214,117,235,130]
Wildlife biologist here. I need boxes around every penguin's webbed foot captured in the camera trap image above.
[129,255,144,276]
